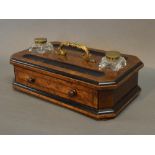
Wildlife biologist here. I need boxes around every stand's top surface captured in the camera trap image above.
[10,41,143,87]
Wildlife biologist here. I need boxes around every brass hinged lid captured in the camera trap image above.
[10,41,144,87]
[106,51,121,61]
[34,38,47,44]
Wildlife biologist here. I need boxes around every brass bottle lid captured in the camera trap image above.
[106,51,121,61]
[34,38,47,44]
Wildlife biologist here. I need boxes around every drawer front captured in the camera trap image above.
[14,66,98,108]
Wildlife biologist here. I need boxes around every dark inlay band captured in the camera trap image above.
[13,82,114,115]
[13,82,140,116]
[11,56,143,86]
[23,54,104,77]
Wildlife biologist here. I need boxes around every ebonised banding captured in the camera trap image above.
[23,54,104,77]
[13,82,140,116]
[11,57,143,86]
[11,58,99,85]
[13,82,114,115]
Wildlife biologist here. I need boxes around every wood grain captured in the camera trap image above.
[10,41,144,119]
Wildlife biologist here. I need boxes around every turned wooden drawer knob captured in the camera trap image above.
[68,89,77,97]
[27,77,36,84]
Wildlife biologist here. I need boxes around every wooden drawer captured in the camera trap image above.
[14,66,98,108]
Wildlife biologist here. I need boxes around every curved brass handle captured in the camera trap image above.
[55,41,95,63]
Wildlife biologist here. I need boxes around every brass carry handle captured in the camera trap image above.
[55,41,95,63]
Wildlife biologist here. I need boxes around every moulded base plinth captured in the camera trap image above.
[13,82,141,120]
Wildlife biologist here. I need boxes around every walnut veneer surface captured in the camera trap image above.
[0,19,155,134]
